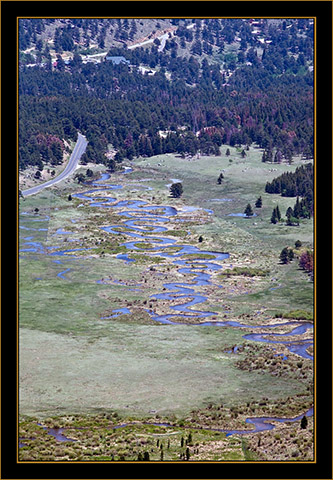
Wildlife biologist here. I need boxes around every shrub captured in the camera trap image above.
[170,182,183,198]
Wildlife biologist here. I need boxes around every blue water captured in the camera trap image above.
[19,168,314,450]
[101,307,131,319]
[227,213,257,218]
[19,170,313,360]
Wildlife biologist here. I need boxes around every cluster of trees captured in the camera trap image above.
[270,205,281,224]
[280,246,295,264]
[243,197,262,218]
[265,164,313,218]
[279,240,313,279]
[270,198,312,226]
[19,18,313,76]
[265,164,313,197]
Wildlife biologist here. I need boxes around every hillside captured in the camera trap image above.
[19,18,313,173]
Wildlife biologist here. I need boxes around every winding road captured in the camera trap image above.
[22,133,88,197]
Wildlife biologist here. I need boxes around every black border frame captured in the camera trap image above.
[2,1,332,479]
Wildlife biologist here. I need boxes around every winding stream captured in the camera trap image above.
[19,169,313,359]
[19,169,314,446]
[75,172,312,360]
[20,405,313,447]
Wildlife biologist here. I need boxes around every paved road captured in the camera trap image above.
[22,133,88,197]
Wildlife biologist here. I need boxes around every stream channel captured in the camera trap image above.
[19,168,313,444]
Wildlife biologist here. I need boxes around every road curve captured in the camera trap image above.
[22,133,88,197]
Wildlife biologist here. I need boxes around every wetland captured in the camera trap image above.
[19,146,314,462]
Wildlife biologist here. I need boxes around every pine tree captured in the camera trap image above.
[288,248,294,262]
[274,150,282,163]
[186,447,190,460]
[217,172,224,184]
[286,207,293,218]
[271,208,277,224]
[300,415,308,429]
[267,148,273,163]
[280,247,290,264]
[244,203,253,217]
[255,196,262,208]
[293,196,301,218]
[170,182,183,198]
[276,205,281,221]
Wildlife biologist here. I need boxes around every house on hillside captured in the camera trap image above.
[105,56,130,65]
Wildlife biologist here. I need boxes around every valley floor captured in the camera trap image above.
[18,146,314,462]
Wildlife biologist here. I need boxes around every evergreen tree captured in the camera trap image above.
[143,451,150,461]
[75,173,85,183]
[271,208,278,224]
[170,182,183,198]
[271,205,281,223]
[293,196,301,218]
[244,203,253,217]
[288,248,294,262]
[186,447,190,460]
[280,247,290,264]
[274,150,282,163]
[217,172,224,184]
[276,205,281,221]
[286,206,293,218]
[266,148,273,162]
[300,415,308,429]
[255,196,262,208]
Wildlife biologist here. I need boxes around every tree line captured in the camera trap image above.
[265,164,313,217]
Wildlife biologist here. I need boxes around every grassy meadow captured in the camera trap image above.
[19,145,314,460]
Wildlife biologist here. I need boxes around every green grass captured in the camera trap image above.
[19,144,313,429]
[19,416,246,461]
[19,325,308,419]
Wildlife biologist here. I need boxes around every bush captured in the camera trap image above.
[170,182,183,198]
[220,267,269,277]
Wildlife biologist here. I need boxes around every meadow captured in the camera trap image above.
[19,145,314,461]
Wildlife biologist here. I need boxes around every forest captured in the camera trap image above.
[18,18,314,171]
[265,164,314,218]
